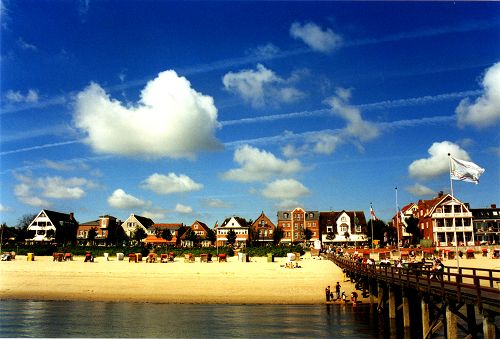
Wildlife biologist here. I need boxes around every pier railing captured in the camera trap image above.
[329,255,500,314]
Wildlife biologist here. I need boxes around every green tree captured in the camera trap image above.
[161,229,173,242]
[226,229,237,246]
[273,226,284,245]
[16,213,37,240]
[304,228,313,242]
[184,229,199,246]
[404,216,420,245]
[113,225,128,246]
[206,228,216,244]
[87,227,98,245]
[133,226,147,245]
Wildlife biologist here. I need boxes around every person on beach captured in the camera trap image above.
[335,282,341,300]
[325,286,331,302]
[341,291,347,303]
[351,291,358,304]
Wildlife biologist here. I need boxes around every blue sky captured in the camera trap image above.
[1,1,499,227]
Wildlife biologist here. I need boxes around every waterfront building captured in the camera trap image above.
[181,220,212,247]
[26,209,78,244]
[470,204,500,245]
[277,208,319,244]
[250,211,275,245]
[146,223,187,246]
[319,211,368,246]
[77,215,120,245]
[216,216,249,247]
[121,213,154,238]
[417,192,474,247]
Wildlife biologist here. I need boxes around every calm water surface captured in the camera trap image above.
[0,300,389,338]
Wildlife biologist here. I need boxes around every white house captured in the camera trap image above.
[27,209,78,243]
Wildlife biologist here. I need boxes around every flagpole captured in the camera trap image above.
[370,203,374,253]
[395,187,400,252]
[448,153,460,270]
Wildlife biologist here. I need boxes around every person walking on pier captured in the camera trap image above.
[335,282,341,300]
[325,286,331,302]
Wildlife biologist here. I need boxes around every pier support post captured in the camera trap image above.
[402,291,410,328]
[482,310,496,339]
[446,302,458,339]
[388,286,396,320]
[466,304,476,336]
[378,283,384,308]
[421,296,430,338]
[369,282,376,305]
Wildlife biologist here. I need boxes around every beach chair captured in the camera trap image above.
[184,253,194,263]
[64,253,73,261]
[218,254,227,262]
[168,252,175,262]
[200,254,208,263]
[84,252,94,262]
[146,253,157,263]
[129,253,137,262]
[207,253,213,262]
[160,254,168,263]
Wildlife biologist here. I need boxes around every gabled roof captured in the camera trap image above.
[220,216,248,228]
[190,220,211,232]
[134,215,155,228]
[401,202,417,214]
[32,209,78,227]
[150,223,184,231]
[277,209,319,220]
[252,211,276,228]
[79,220,100,227]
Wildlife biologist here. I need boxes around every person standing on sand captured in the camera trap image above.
[335,282,341,300]
[325,286,331,302]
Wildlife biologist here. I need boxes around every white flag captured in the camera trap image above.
[399,210,407,227]
[450,157,485,184]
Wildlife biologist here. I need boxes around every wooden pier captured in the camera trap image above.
[328,255,499,338]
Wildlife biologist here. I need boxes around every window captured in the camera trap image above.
[326,226,333,233]
[194,224,198,230]
[355,226,361,233]
[261,220,265,226]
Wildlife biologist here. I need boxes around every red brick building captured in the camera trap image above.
[277,207,319,244]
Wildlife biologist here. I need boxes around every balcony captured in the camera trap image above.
[434,226,473,232]
[432,212,472,218]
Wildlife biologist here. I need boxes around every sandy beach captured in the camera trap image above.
[1,254,498,305]
[0,254,353,304]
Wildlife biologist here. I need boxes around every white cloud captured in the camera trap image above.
[16,37,37,51]
[74,70,222,159]
[107,189,148,209]
[325,88,380,142]
[222,64,304,107]
[5,89,38,103]
[406,183,435,197]
[14,183,50,207]
[275,199,303,211]
[261,178,310,200]
[141,209,166,221]
[203,198,231,209]
[408,141,471,181]
[248,43,281,59]
[13,174,95,206]
[175,203,193,214]
[290,22,342,53]
[456,62,500,128]
[141,172,203,195]
[311,133,343,155]
[222,145,303,182]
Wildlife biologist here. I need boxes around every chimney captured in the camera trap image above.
[492,204,497,209]
[438,191,444,197]
[69,212,74,221]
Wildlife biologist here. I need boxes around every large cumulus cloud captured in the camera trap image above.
[74,70,222,159]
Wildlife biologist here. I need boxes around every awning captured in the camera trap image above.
[144,235,167,244]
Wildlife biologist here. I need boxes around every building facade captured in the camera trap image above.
[27,209,78,244]
[417,192,474,247]
[277,208,319,244]
[216,216,249,247]
[77,215,120,245]
[121,214,155,238]
[319,211,367,245]
[181,220,212,247]
[470,204,499,245]
[250,212,275,245]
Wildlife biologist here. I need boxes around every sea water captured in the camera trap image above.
[0,300,390,338]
